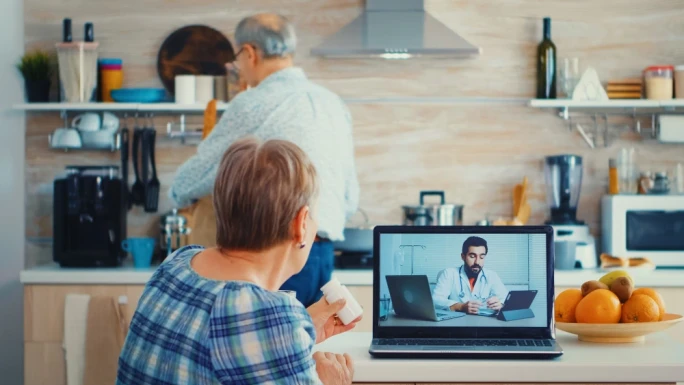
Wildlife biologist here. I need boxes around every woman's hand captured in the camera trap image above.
[307,298,362,344]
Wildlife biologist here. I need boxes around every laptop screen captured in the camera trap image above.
[375,227,553,335]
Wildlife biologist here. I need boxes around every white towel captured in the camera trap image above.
[63,294,91,385]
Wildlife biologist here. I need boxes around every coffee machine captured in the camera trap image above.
[544,155,597,269]
[53,165,127,267]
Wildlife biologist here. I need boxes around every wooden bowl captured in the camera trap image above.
[556,313,683,343]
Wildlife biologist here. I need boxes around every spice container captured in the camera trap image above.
[609,158,619,194]
[638,172,653,195]
[675,65,684,99]
[98,58,123,102]
[644,65,674,100]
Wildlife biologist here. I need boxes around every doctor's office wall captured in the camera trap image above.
[22,0,684,267]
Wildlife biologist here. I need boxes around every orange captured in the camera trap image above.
[621,294,660,323]
[632,288,666,320]
[575,289,621,324]
[554,289,583,323]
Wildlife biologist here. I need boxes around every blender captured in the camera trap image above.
[544,155,597,269]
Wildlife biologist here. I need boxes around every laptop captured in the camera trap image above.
[385,275,466,322]
[370,225,564,359]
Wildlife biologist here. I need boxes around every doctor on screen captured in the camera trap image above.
[432,236,509,315]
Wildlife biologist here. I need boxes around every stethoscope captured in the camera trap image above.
[457,265,490,299]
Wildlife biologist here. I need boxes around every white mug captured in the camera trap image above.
[51,128,82,148]
[72,113,101,132]
[175,75,196,104]
[101,112,119,132]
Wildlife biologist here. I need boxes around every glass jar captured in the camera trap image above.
[638,171,653,195]
[644,65,674,100]
[675,65,684,99]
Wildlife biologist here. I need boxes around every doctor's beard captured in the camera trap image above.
[466,264,482,277]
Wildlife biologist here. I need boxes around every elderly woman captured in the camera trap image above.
[117,137,358,385]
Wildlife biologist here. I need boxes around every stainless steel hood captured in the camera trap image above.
[311,0,481,59]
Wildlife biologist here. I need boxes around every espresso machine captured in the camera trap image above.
[53,165,127,267]
[544,155,597,269]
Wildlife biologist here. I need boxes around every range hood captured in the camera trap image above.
[311,0,481,59]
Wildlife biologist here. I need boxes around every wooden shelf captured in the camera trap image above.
[13,102,229,112]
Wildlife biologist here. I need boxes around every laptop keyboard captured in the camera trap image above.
[376,339,552,347]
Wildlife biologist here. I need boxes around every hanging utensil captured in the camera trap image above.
[120,114,130,209]
[145,114,160,213]
[130,114,145,206]
[139,115,151,209]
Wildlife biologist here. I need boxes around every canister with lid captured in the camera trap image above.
[644,65,674,100]
[674,65,684,99]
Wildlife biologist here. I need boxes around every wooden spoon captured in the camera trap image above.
[517,202,531,225]
[513,184,523,216]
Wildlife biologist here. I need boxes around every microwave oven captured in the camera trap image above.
[602,195,684,267]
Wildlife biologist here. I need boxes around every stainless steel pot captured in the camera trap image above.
[402,190,464,226]
[333,208,374,253]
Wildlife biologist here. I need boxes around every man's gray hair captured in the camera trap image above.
[234,14,297,58]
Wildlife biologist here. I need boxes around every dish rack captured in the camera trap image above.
[48,131,122,152]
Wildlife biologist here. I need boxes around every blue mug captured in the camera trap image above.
[122,237,155,268]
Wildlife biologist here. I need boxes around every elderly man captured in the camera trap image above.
[169,13,359,307]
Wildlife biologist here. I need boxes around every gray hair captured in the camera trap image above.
[234,14,297,58]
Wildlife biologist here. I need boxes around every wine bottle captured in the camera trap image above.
[63,18,72,42]
[84,22,94,42]
[536,17,557,99]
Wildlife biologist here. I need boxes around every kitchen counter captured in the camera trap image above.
[314,331,684,383]
[20,263,684,287]
[19,263,373,285]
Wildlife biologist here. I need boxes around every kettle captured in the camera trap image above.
[159,208,192,257]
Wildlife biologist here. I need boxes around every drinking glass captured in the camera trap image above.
[674,163,684,194]
[617,148,638,194]
[379,296,391,321]
[559,57,580,98]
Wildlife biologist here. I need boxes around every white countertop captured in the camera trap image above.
[20,263,684,287]
[314,331,684,383]
[19,263,373,286]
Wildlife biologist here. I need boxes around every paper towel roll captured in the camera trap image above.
[174,75,196,104]
[195,75,214,104]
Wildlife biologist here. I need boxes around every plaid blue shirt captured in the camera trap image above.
[117,246,323,384]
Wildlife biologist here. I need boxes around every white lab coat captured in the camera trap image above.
[432,266,509,310]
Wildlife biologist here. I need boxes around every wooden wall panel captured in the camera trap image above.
[22,0,684,266]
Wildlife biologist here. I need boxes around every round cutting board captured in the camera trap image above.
[156,25,235,94]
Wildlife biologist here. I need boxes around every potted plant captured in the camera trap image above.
[17,50,53,102]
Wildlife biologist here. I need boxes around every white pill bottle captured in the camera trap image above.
[320,277,364,325]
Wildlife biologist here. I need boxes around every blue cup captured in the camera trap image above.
[122,237,155,268]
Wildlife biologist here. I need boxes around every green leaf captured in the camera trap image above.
[17,50,54,81]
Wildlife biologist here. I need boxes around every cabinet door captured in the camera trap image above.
[25,285,143,343]
[24,285,146,385]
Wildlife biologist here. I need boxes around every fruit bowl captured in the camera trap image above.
[556,313,683,343]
